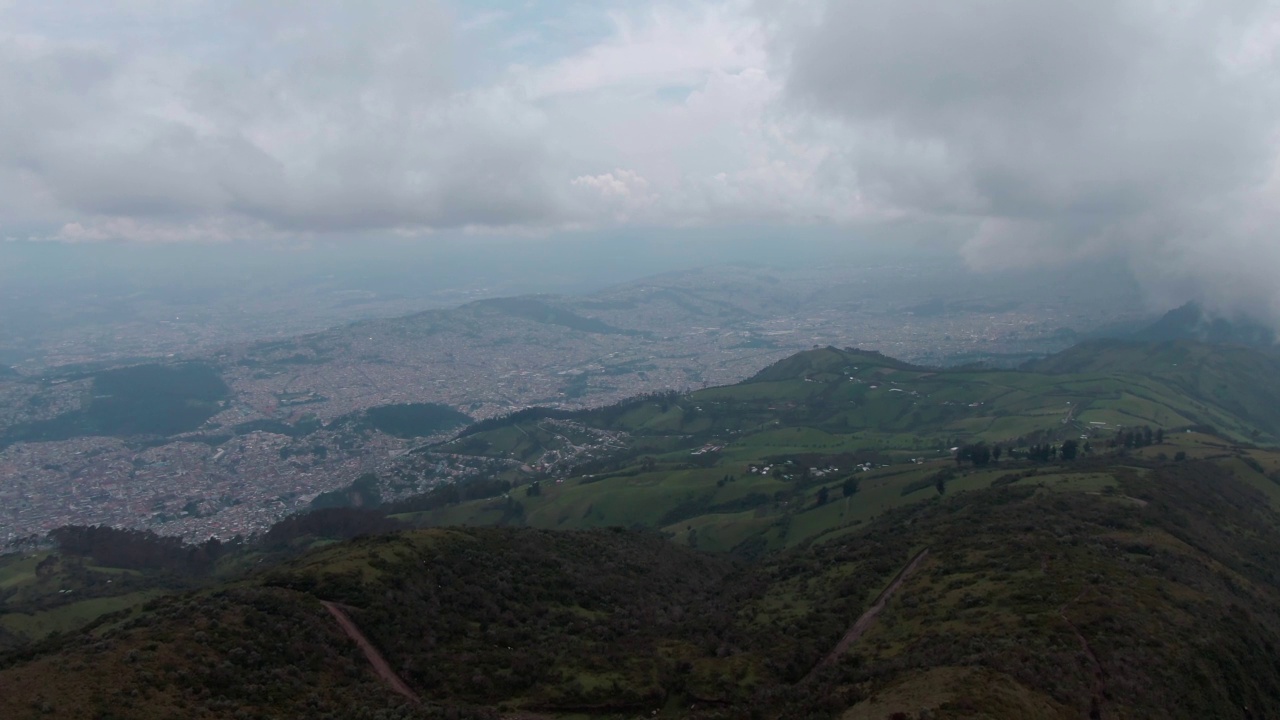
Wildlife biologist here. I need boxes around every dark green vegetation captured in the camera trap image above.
[310,473,384,510]
[6,455,1280,719]
[1,363,229,447]
[407,341,1280,554]
[363,403,474,439]
[7,339,1280,718]
[0,360,472,449]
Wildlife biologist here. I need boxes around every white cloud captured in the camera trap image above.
[570,169,657,223]
[0,0,565,241]
[4,0,1280,331]
[536,7,880,228]
[772,0,1280,321]
[0,0,882,241]
[523,2,766,99]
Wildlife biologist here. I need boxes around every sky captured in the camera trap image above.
[2,1,1280,320]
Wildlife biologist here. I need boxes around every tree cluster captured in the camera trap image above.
[1109,426,1163,449]
[262,508,403,549]
[48,525,230,575]
[956,443,994,466]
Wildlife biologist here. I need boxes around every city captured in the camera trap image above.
[0,264,1149,548]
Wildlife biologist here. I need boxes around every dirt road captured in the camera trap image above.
[321,600,420,703]
[805,547,930,681]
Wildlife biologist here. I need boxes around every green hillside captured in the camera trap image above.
[406,341,1280,553]
[1027,339,1280,442]
[6,340,1280,718]
[5,457,1280,718]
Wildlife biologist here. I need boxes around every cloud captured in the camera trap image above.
[0,0,890,241]
[570,169,658,223]
[5,0,1280,330]
[774,0,1280,319]
[0,0,897,243]
[0,0,567,241]
[523,2,767,99]
[536,5,877,228]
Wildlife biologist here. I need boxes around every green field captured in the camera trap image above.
[0,590,164,641]
[412,342,1280,553]
[0,551,183,648]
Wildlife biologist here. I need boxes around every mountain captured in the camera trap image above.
[1131,302,1276,347]
[7,339,1280,718]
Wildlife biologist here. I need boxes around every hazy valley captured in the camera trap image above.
[0,263,1146,547]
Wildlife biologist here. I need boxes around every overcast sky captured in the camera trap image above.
[2,0,1280,316]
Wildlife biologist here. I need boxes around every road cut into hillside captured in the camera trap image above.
[322,600,421,703]
[805,547,931,681]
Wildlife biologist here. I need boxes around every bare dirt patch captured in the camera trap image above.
[322,600,420,703]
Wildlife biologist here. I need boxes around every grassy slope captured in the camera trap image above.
[4,460,1280,719]
[409,342,1280,556]
[0,552,193,650]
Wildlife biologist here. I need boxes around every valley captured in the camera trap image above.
[3,335,1280,717]
[0,264,1146,547]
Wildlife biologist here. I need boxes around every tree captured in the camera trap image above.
[816,486,830,507]
[957,442,991,466]
[1061,439,1079,461]
[841,477,859,515]
[1155,428,1165,444]
[841,477,859,498]
[991,445,1002,462]
[971,443,992,466]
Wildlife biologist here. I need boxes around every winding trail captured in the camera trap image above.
[805,547,930,682]
[321,601,420,704]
